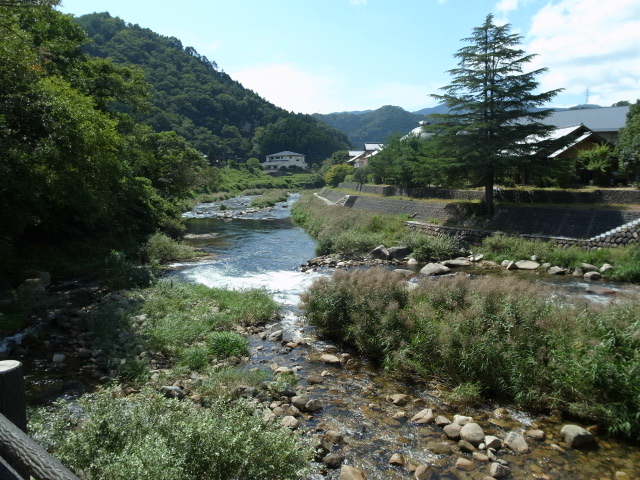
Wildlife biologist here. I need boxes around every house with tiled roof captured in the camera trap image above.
[262,151,308,174]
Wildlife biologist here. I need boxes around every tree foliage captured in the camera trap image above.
[616,100,640,175]
[429,14,562,215]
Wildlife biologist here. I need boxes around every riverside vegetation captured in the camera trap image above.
[300,269,640,440]
[28,260,313,480]
[292,191,640,439]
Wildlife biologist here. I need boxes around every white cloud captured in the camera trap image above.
[349,0,367,5]
[495,0,520,14]
[526,0,640,106]
[438,0,447,4]
[230,63,435,114]
[230,64,343,114]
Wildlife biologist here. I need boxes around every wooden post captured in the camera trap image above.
[0,361,26,433]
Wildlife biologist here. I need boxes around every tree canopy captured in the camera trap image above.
[616,100,640,176]
[429,14,562,215]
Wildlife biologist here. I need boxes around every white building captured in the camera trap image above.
[263,151,308,173]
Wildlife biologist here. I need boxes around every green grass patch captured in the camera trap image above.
[30,389,312,480]
[301,269,640,439]
[250,190,289,208]
[142,232,202,264]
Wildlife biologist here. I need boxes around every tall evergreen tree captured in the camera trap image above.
[430,14,562,215]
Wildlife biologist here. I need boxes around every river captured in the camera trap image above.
[173,193,640,480]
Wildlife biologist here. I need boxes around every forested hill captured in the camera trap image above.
[74,12,350,164]
[313,105,428,147]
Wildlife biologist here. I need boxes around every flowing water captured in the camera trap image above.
[173,194,640,480]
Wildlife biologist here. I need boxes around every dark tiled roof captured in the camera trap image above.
[537,106,630,132]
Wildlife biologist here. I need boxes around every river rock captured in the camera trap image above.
[305,399,323,412]
[435,415,451,427]
[584,271,602,281]
[581,262,598,272]
[281,415,299,429]
[268,330,283,341]
[52,353,65,363]
[490,462,511,478]
[263,410,276,423]
[389,453,405,466]
[454,414,473,425]
[307,375,324,385]
[506,261,517,270]
[420,263,451,276]
[504,432,529,453]
[560,424,596,448]
[19,270,51,288]
[324,430,345,445]
[444,423,462,440]
[600,263,614,273]
[428,442,453,455]
[339,465,367,480]
[501,260,510,268]
[455,458,475,471]
[371,245,391,260]
[442,258,472,267]
[572,267,584,277]
[414,464,435,480]
[390,393,409,406]
[159,385,184,400]
[548,266,568,275]
[515,260,540,270]
[473,254,484,262]
[525,429,546,441]
[323,453,345,469]
[411,408,435,424]
[19,278,46,295]
[586,285,617,295]
[291,395,310,410]
[388,246,412,260]
[460,422,485,446]
[484,435,502,450]
[473,452,489,462]
[458,440,477,453]
[320,353,342,365]
[393,269,416,278]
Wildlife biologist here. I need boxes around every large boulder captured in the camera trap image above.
[19,270,51,288]
[504,431,529,453]
[411,408,436,424]
[581,262,598,272]
[548,266,568,275]
[442,258,472,267]
[370,245,391,260]
[339,465,367,480]
[460,422,485,446]
[420,263,451,276]
[515,260,540,270]
[560,424,596,448]
[584,271,602,281]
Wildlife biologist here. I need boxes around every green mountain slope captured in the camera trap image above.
[75,13,349,164]
[313,105,428,147]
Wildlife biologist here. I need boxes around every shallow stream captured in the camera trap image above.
[173,194,640,480]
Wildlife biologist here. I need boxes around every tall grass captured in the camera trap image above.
[250,189,289,208]
[300,269,640,439]
[478,235,640,282]
[292,193,412,255]
[30,389,312,480]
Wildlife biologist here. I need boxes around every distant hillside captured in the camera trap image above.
[74,13,349,164]
[313,105,428,147]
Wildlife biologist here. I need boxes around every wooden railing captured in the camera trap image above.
[0,360,79,480]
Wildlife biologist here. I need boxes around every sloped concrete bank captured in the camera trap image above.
[318,188,640,247]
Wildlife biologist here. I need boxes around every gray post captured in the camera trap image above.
[0,361,26,433]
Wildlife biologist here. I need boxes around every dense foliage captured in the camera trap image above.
[74,12,350,164]
[615,100,640,176]
[0,3,209,279]
[301,270,640,439]
[313,105,428,147]
[31,389,311,480]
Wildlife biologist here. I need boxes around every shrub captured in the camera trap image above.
[104,251,155,290]
[400,231,459,261]
[30,389,312,480]
[208,331,249,358]
[300,272,640,438]
[142,232,199,264]
[177,346,211,371]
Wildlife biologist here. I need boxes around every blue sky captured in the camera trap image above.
[57,0,640,114]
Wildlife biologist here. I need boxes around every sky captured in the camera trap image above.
[57,0,640,115]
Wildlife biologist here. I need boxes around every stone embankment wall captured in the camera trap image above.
[405,221,640,249]
[340,182,640,205]
[317,188,640,249]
